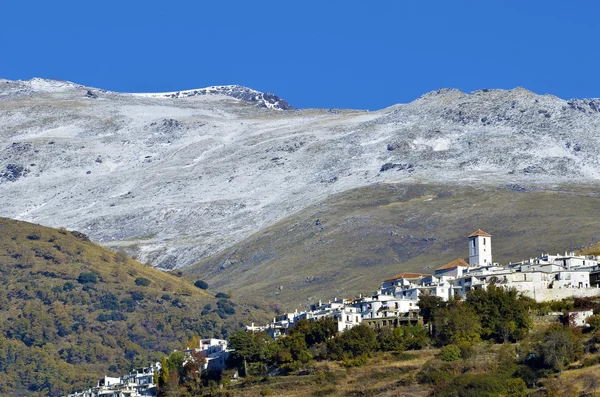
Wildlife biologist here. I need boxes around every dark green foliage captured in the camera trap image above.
[130,291,145,301]
[96,311,127,322]
[134,277,151,287]
[417,362,456,386]
[215,292,231,299]
[0,217,268,396]
[537,325,583,371]
[70,231,90,241]
[435,373,507,397]
[440,344,461,362]
[216,299,235,318]
[418,295,446,324]
[194,279,209,289]
[77,272,97,284]
[327,325,377,360]
[588,315,600,331]
[291,318,337,347]
[433,301,481,346]
[465,285,533,342]
[99,293,119,310]
[378,325,428,352]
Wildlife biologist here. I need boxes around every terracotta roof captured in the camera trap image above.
[468,229,492,238]
[436,258,469,271]
[383,272,431,282]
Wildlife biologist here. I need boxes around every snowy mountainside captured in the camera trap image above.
[134,85,293,110]
[1,78,600,269]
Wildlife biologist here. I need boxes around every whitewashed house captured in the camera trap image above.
[184,338,230,371]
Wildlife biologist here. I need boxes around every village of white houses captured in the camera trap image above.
[65,229,600,396]
[248,229,600,336]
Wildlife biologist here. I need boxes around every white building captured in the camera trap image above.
[184,338,230,371]
[468,229,492,267]
[64,364,159,397]
[249,228,600,337]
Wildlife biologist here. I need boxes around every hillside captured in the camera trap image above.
[1,78,600,270]
[0,218,271,397]
[183,183,600,309]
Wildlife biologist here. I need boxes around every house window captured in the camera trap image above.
[483,238,486,245]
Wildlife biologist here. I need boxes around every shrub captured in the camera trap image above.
[70,230,90,241]
[99,293,119,310]
[440,344,461,362]
[114,250,129,264]
[314,367,336,385]
[161,294,171,301]
[77,272,97,284]
[537,325,583,371]
[215,292,231,299]
[134,277,151,287]
[340,352,369,368]
[327,324,377,360]
[439,373,507,397]
[63,281,75,291]
[587,315,600,332]
[416,364,455,385]
[194,280,209,290]
[131,291,145,301]
[97,311,127,322]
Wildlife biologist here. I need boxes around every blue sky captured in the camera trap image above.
[1,1,598,110]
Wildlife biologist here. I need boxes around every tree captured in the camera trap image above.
[289,318,337,347]
[194,280,208,290]
[465,285,532,342]
[440,344,461,362]
[134,277,151,287]
[327,324,377,360]
[537,325,583,371]
[418,295,446,324]
[77,272,97,284]
[587,314,600,332]
[228,330,273,374]
[433,302,481,346]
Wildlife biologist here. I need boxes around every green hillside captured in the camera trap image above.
[0,218,271,397]
[184,183,600,310]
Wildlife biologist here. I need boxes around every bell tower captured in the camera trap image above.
[468,229,492,266]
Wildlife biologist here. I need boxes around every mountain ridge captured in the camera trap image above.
[1,77,600,270]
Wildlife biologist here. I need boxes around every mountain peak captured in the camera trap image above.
[132,84,293,110]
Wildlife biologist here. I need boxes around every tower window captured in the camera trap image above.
[483,238,486,245]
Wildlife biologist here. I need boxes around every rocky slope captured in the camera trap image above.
[1,78,600,271]
[183,183,600,309]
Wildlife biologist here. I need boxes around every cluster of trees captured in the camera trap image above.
[226,318,428,376]
[415,286,594,395]
[419,285,535,347]
[0,218,248,396]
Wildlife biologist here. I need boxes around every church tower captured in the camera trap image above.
[468,229,492,267]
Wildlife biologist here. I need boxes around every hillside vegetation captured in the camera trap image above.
[185,183,600,309]
[0,218,271,397]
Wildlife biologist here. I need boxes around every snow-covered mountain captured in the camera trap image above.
[133,85,292,110]
[1,78,599,269]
